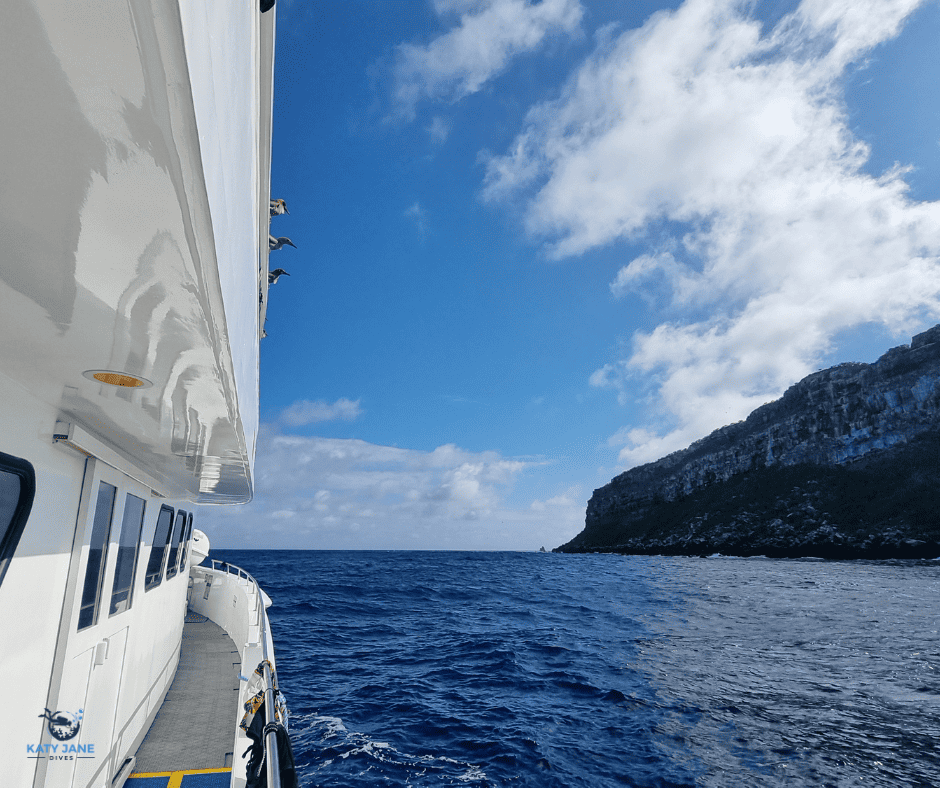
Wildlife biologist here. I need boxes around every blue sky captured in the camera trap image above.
[206,0,940,550]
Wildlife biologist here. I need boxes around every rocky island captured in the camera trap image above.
[557,326,940,559]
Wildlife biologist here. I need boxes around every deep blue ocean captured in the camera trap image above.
[213,550,939,787]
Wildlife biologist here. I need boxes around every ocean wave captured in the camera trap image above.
[216,549,940,788]
[293,713,488,786]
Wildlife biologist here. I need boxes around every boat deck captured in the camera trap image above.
[127,613,241,787]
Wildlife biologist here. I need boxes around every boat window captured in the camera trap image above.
[178,513,194,574]
[78,482,116,630]
[109,493,146,616]
[165,510,187,580]
[144,505,174,591]
[0,451,36,588]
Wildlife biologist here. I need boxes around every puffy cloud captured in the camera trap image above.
[280,398,362,426]
[200,431,581,550]
[392,0,584,120]
[484,0,940,467]
[608,251,701,306]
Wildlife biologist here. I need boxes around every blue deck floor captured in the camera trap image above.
[126,767,231,787]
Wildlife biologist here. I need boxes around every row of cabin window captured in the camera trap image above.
[77,482,195,631]
[0,455,195,627]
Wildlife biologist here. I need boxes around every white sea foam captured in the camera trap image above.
[302,713,488,783]
[454,765,487,782]
[310,714,347,738]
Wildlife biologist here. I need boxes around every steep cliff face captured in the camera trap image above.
[559,326,940,556]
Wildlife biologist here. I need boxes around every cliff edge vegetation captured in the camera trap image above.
[558,326,940,559]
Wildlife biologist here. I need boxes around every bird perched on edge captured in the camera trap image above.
[270,198,289,216]
[269,268,290,284]
[269,235,296,251]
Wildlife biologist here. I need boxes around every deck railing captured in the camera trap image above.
[205,559,283,788]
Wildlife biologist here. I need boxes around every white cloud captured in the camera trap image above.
[404,201,428,237]
[200,432,582,550]
[427,115,452,144]
[484,0,940,468]
[530,485,582,511]
[433,0,485,15]
[609,251,704,307]
[392,0,584,120]
[280,397,362,426]
[793,0,925,66]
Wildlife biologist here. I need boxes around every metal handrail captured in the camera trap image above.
[205,559,282,788]
[260,595,281,788]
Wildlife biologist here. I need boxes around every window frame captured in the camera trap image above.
[109,492,146,617]
[178,512,194,574]
[165,509,187,580]
[144,504,175,591]
[0,451,36,588]
[77,481,117,631]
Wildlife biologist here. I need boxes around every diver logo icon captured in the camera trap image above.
[39,708,83,741]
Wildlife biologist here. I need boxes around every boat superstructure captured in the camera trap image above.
[0,1,287,786]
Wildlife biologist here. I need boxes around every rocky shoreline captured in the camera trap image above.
[557,327,940,559]
[556,439,940,559]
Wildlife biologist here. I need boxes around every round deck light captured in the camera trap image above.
[83,370,152,389]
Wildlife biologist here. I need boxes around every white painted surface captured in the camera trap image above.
[1,3,275,785]
[190,528,211,565]
[0,0,273,503]
[1,370,194,788]
[189,564,280,788]
[179,0,267,483]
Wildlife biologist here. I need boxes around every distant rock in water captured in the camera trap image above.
[557,325,940,559]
